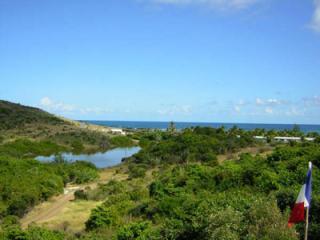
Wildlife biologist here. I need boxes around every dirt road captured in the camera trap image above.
[21,190,76,229]
[21,167,128,231]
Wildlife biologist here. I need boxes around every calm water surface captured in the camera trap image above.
[36,147,141,168]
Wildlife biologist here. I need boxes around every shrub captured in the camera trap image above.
[74,190,88,200]
[85,205,118,230]
[111,136,135,147]
[116,221,151,240]
[246,199,297,240]
[128,164,146,179]
[205,207,242,240]
[71,140,84,153]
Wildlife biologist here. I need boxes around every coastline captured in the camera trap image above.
[81,120,320,133]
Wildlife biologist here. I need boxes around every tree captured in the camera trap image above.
[205,207,242,240]
[167,121,176,133]
[117,221,151,240]
[246,199,298,240]
[85,205,118,230]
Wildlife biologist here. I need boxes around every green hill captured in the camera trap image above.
[0,100,124,153]
[0,100,65,130]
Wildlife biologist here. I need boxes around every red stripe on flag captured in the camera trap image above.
[288,202,305,227]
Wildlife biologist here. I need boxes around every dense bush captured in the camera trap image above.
[2,126,320,240]
[0,226,65,240]
[66,161,98,184]
[83,140,320,240]
[0,157,98,219]
[116,221,151,240]
[111,136,135,147]
[0,139,66,158]
[127,127,255,176]
[128,164,147,179]
[85,204,119,230]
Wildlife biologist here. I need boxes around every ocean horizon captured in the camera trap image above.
[82,120,320,133]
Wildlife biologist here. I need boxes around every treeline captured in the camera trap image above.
[0,139,66,158]
[126,126,320,178]
[0,135,135,159]
[0,156,98,219]
[0,134,99,222]
[126,127,258,178]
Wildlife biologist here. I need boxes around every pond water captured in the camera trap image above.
[36,147,141,168]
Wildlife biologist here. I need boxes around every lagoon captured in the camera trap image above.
[36,147,141,168]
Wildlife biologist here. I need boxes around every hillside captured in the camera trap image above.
[0,100,65,130]
[0,100,132,153]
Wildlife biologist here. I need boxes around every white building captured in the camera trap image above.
[110,128,126,135]
[254,136,267,140]
[305,137,316,141]
[274,136,301,142]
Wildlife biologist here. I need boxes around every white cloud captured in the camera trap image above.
[39,97,112,115]
[157,105,192,115]
[264,107,273,114]
[40,97,75,112]
[234,105,241,112]
[236,99,247,106]
[310,0,320,32]
[303,95,320,106]
[266,98,280,105]
[79,107,113,115]
[255,98,286,106]
[255,98,264,105]
[285,107,303,117]
[149,0,261,10]
[40,97,53,107]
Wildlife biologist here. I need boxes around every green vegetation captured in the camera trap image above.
[0,100,64,131]
[0,156,98,219]
[0,100,134,153]
[1,101,320,240]
[0,219,65,240]
[110,136,135,148]
[126,127,258,177]
[35,127,313,240]
[0,139,66,158]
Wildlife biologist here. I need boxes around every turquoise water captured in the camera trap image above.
[36,147,141,169]
[83,121,320,133]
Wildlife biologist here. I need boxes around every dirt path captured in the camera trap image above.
[21,166,128,231]
[21,191,76,228]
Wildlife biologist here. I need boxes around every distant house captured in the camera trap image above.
[274,136,301,142]
[254,136,267,140]
[253,136,315,142]
[110,128,126,136]
[305,137,316,141]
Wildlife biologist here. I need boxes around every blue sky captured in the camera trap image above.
[1,0,320,124]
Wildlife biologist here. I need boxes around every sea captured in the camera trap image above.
[82,121,320,133]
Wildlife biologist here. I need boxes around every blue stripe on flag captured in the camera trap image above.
[305,162,312,207]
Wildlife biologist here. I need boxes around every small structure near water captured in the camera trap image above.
[253,136,315,142]
[109,128,126,135]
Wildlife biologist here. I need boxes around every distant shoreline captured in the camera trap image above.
[80,120,320,133]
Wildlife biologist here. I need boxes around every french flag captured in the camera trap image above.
[288,162,312,227]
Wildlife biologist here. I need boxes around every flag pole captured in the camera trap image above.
[304,206,309,240]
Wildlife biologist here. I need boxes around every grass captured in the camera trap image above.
[21,166,129,233]
[41,200,102,233]
[217,146,274,163]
